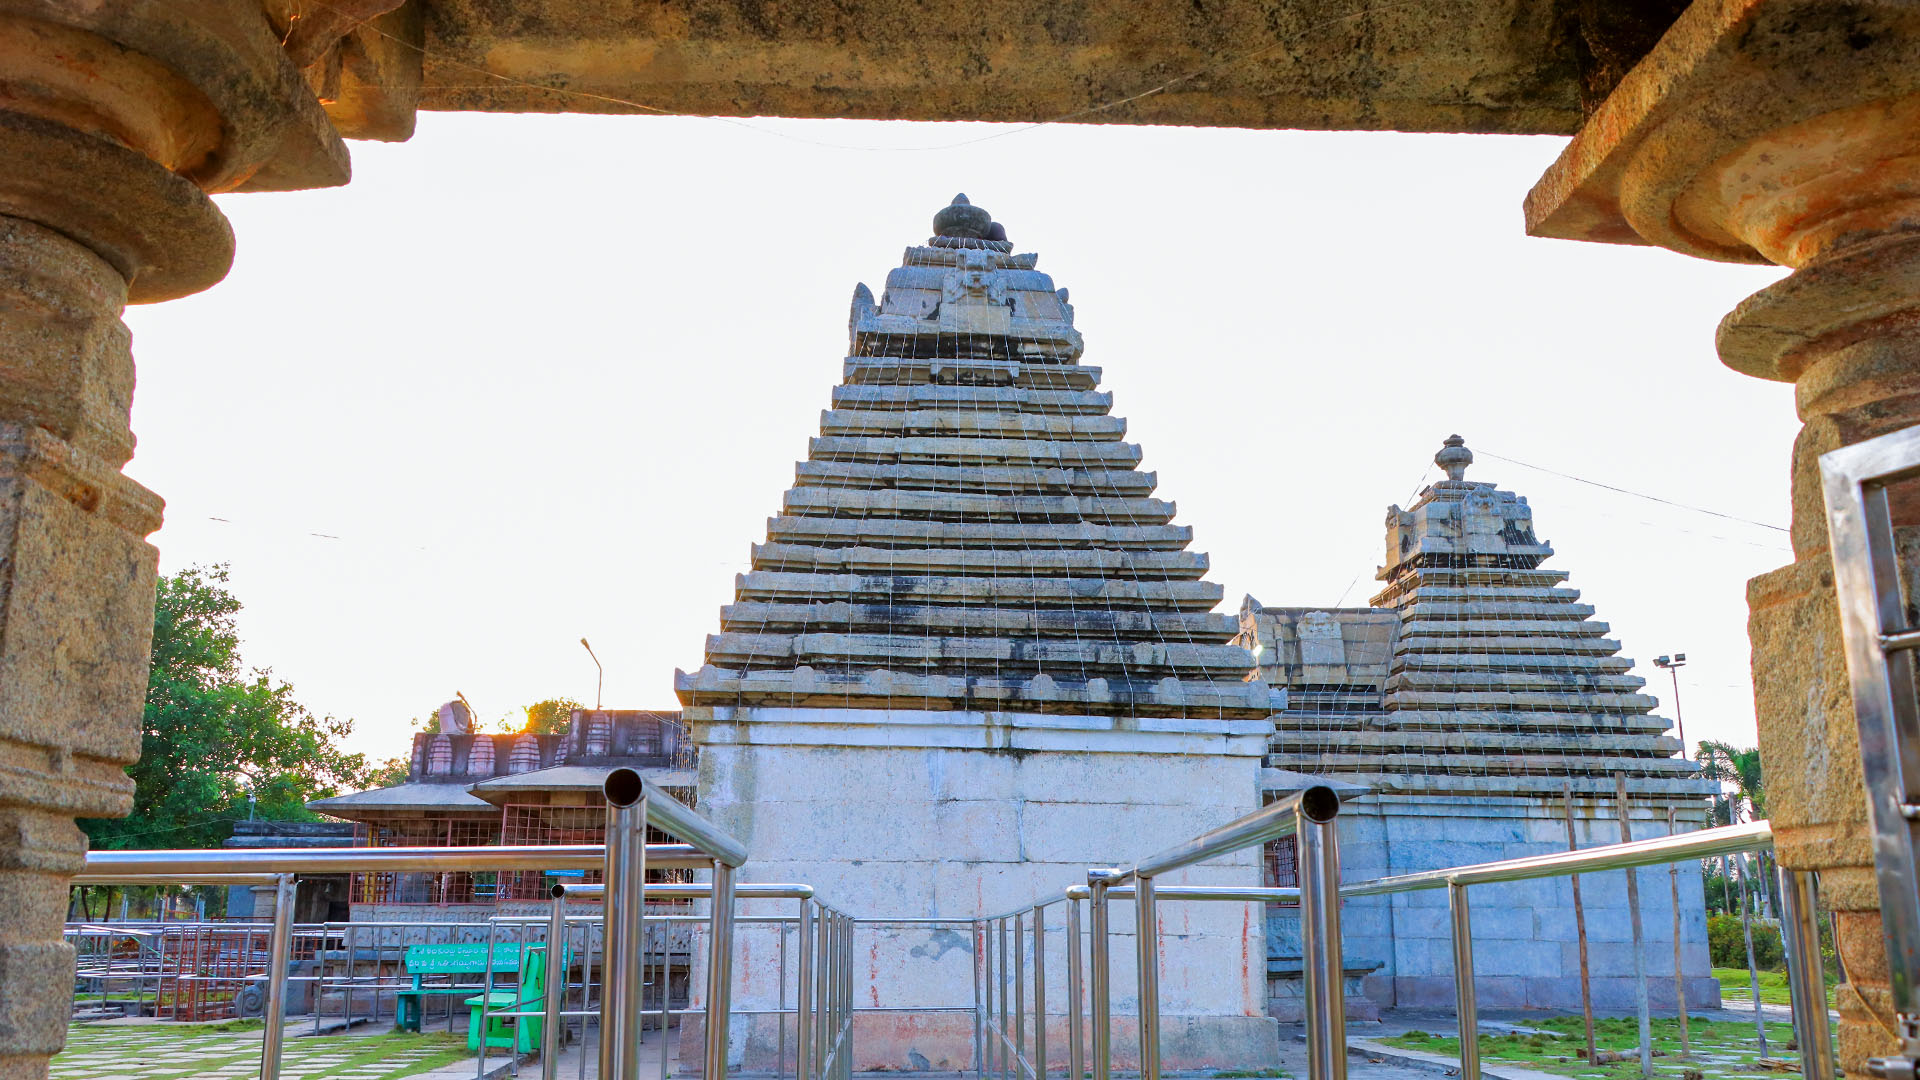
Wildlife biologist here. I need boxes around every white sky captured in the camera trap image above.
[123,113,1799,764]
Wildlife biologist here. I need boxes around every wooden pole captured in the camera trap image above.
[1617,774,1653,1080]
[1668,806,1691,1056]
[1563,782,1598,1071]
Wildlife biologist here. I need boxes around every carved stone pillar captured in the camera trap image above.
[1525,2,1920,1071]
[0,1,353,1073]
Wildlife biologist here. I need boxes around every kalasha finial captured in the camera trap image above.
[933,193,1002,240]
[1435,434,1473,482]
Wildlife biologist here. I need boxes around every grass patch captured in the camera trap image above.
[56,1026,467,1080]
[1715,967,1836,1008]
[1381,1017,1806,1079]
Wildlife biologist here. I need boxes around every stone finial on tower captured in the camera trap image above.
[932,193,1007,242]
[1435,434,1473,482]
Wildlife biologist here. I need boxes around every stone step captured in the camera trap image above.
[795,460,1158,496]
[810,435,1142,467]
[830,384,1114,415]
[781,487,1176,525]
[701,632,1256,675]
[675,664,1281,717]
[1334,708,1672,732]
[1399,618,1612,636]
[1382,601,1597,620]
[1393,634,1622,655]
[764,516,1193,550]
[750,542,1209,578]
[1390,585,1584,603]
[1391,651,1633,673]
[1266,770,1722,798]
[1385,689,1658,710]
[720,600,1240,640]
[1263,750,1701,775]
[1274,730,1683,754]
[1386,670,1647,692]
[841,356,1102,390]
[819,408,1126,441]
[1390,567,1572,585]
[733,570,1225,610]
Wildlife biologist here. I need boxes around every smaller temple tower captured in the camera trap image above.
[1241,436,1720,1012]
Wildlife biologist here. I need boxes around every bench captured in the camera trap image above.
[393,942,551,1053]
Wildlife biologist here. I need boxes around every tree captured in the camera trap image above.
[80,565,373,850]
[1697,740,1765,824]
[522,697,584,735]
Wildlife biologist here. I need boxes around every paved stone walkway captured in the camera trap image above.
[53,1020,476,1080]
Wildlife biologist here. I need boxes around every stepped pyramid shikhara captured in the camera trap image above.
[1259,436,1706,796]
[675,195,1280,719]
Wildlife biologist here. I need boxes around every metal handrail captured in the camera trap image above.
[1340,819,1774,895]
[1108,785,1341,885]
[636,776,748,867]
[81,843,710,874]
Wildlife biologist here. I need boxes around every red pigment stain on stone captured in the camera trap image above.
[870,941,881,1006]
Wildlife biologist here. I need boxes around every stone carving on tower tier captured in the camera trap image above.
[676,196,1284,1074]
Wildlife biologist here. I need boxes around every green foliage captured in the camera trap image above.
[79,565,372,849]
[521,697,583,735]
[1697,740,1764,825]
[1708,913,1783,970]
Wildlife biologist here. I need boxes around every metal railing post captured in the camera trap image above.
[260,874,294,1080]
[797,901,814,1080]
[1066,898,1084,1080]
[1135,876,1160,1080]
[1300,808,1347,1080]
[1006,910,1021,1076]
[707,859,738,1080]
[974,920,986,1080]
[601,769,649,1080]
[1779,868,1838,1080]
[1088,874,1112,1080]
[815,909,830,1080]
[1015,914,1026,1080]
[1032,905,1046,1080]
[542,886,569,1080]
[1449,883,1478,1080]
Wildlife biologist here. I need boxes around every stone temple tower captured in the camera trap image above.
[677,196,1284,1071]
[1241,436,1721,1012]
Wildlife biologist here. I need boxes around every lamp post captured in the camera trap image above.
[580,638,603,709]
[1653,654,1688,758]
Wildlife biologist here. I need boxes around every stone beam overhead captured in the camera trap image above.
[407,0,1596,135]
[677,195,1281,720]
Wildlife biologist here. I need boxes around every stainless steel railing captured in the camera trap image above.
[1820,422,1920,1079]
[1338,818,1834,1080]
[71,761,1846,1080]
[970,786,1346,1080]
[75,771,754,1080]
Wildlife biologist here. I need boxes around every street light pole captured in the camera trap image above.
[1653,653,1688,757]
[580,638,603,709]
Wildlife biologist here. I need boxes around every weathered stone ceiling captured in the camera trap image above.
[401,0,1592,135]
